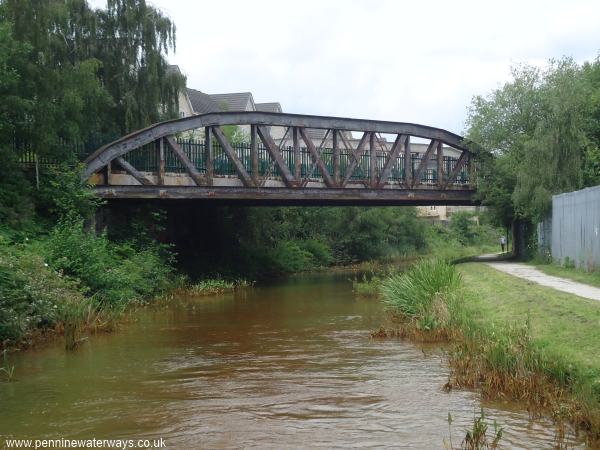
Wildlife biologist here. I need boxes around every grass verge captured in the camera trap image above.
[528,259,600,289]
[380,259,600,445]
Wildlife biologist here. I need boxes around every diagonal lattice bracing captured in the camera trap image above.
[83,111,478,205]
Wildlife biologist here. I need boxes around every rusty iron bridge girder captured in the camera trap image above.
[84,111,479,206]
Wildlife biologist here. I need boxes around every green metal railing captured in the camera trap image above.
[16,137,470,185]
[14,134,119,168]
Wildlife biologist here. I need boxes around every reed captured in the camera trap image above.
[0,349,15,382]
[352,273,382,297]
[190,278,252,296]
[444,410,502,450]
[447,319,600,443]
[381,258,463,335]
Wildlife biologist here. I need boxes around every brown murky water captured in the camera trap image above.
[0,272,586,448]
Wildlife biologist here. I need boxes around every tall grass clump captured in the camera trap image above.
[0,349,15,382]
[381,258,463,337]
[190,278,251,296]
[352,273,382,298]
[378,258,600,443]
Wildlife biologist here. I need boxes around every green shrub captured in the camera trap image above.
[297,239,333,267]
[0,149,34,228]
[271,240,315,273]
[381,258,463,330]
[0,241,85,343]
[34,164,100,221]
[449,212,477,245]
[40,217,173,307]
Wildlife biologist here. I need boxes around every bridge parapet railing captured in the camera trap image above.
[115,138,471,187]
[16,137,473,189]
[47,111,477,194]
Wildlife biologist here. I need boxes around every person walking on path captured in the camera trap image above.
[500,235,507,253]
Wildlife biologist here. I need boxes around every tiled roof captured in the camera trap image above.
[256,102,282,113]
[306,128,328,141]
[209,92,254,111]
[186,88,220,114]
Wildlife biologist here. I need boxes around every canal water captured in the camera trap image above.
[0,272,585,448]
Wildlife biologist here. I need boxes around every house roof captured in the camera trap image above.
[186,88,220,114]
[306,128,328,141]
[256,102,282,113]
[209,92,255,111]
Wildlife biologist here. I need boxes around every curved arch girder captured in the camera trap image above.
[84,111,474,180]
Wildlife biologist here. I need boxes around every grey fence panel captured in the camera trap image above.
[551,185,600,270]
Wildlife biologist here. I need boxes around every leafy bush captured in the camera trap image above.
[381,259,463,331]
[40,217,173,307]
[449,212,477,245]
[0,240,84,343]
[0,149,34,229]
[330,207,426,263]
[297,239,333,267]
[271,240,315,273]
[34,164,100,221]
[425,219,501,262]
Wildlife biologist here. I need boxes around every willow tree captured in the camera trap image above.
[0,0,185,150]
[95,0,185,134]
[0,0,113,157]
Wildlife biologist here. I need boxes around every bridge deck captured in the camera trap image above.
[95,185,476,206]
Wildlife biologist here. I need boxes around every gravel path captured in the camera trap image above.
[481,258,600,302]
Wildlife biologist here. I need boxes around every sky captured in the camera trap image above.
[88,0,600,134]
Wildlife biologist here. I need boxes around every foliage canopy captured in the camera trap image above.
[466,57,600,225]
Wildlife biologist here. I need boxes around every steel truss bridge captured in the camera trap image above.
[84,112,478,206]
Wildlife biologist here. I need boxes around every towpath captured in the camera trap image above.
[474,254,600,302]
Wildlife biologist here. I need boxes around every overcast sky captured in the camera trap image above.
[89,0,600,134]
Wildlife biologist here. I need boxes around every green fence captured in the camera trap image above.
[16,137,470,185]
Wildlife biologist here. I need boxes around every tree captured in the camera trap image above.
[0,0,186,226]
[0,19,34,227]
[1,0,114,156]
[95,0,185,134]
[0,0,185,151]
[466,58,599,225]
[581,58,600,187]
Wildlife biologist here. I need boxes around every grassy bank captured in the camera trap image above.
[459,263,600,373]
[528,259,600,289]
[380,259,600,444]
